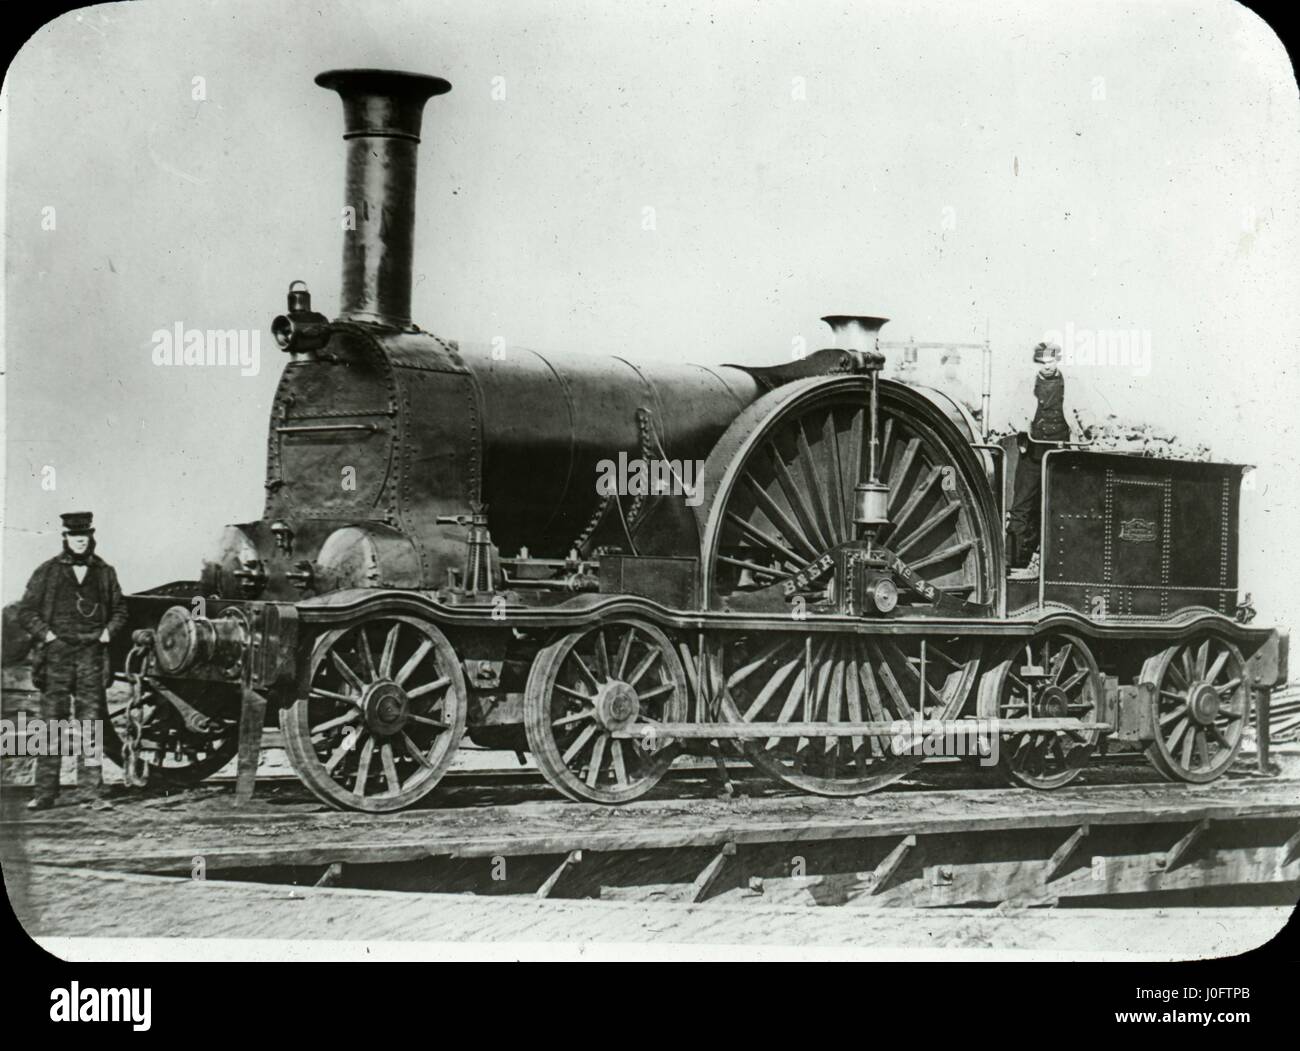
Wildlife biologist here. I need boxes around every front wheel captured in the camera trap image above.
[281,614,467,812]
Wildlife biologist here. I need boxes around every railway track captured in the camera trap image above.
[5,756,1297,920]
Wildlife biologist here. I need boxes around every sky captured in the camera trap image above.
[2,0,1298,628]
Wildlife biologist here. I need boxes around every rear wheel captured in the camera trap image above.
[1143,636,1248,783]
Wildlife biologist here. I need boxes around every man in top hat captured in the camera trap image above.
[16,512,127,810]
[1005,342,1071,579]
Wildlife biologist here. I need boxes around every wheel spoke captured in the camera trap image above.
[627,648,661,688]
[1206,723,1231,748]
[312,710,360,736]
[401,731,435,770]
[395,639,434,687]
[555,682,591,702]
[768,446,830,553]
[908,539,974,573]
[571,651,601,692]
[795,421,839,547]
[636,682,675,703]
[743,653,801,720]
[406,675,450,700]
[1205,649,1230,685]
[594,630,611,682]
[408,714,449,729]
[552,708,594,727]
[586,734,608,787]
[611,740,629,787]
[725,510,810,569]
[380,624,400,678]
[742,474,819,560]
[892,501,960,559]
[331,651,365,694]
[1052,643,1074,683]
[614,628,635,681]
[381,741,401,794]
[353,735,375,796]
[561,723,599,764]
[887,439,921,509]
[312,687,361,708]
[325,728,362,774]
[355,627,378,683]
[1160,704,1189,726]
[886,467,942,541]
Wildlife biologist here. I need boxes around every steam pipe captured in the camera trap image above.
[316,68,452,329]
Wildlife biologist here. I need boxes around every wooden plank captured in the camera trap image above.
[314,862,346,887]
[1044,824,1089,882]
[1156,818,1210,873]
[869,834,916,895]
[20,785,1300,875]
[690,842,736,903]
[234,687,268,806]
[535,850,582,899]
[1279,824,1300,870]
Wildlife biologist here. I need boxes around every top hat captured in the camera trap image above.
[1033,341,1062,364]
[60,511,95,536]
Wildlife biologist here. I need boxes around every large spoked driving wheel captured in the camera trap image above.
[1143,636,1249,783]
[978,632,1101,790]
[525,619,688,804]
[281,615,467,812]
[716,632,982,796]
[695,376,1000,612]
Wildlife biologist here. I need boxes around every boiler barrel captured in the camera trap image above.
[457,344,761,557]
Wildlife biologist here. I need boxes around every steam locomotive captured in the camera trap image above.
[109,68,1287,810]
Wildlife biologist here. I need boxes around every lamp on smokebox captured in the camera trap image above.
[272,280,331,355]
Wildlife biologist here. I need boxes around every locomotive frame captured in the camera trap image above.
[104,68,1287,812]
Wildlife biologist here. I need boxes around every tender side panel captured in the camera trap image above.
[1043,451,1242,618]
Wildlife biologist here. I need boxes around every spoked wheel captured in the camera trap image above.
[524,619,688,804]
[1143,636,1249,783]
[281,615,467,812]
[105,684,239,785]
[695,376,1001,613]
[978,632,1101,790]
[715,632,982,796]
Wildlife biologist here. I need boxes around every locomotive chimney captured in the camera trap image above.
[821,315,889,356]
[316,69,452,329]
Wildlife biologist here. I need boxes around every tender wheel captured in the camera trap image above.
[1143,636,1249,783]
[524,619,688,804]
[281,615,467,812]
[104,684,239,785]
[978,632,1101,790]
[717,632,981,796]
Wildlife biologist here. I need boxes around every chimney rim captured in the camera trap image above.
[315,68,453,100]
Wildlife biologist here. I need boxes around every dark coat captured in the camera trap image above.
[16,554,127,690]
[17,553,128,642]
